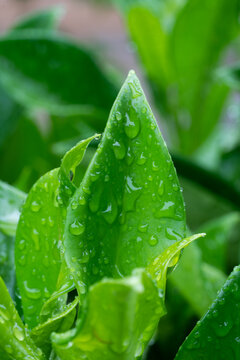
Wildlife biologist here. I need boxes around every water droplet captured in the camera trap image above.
[158,180,164,196]
[31,229,40,251]
[152,161,159,171]
[126,146,134,165]
[102,199,118,225]
[116,111,122,121]
[23,281,41,299]
[214,320,233,337]
[129,79,142,99]
[148,235,158,246]
[137,152,147,165]
[165,228,182,241]
[13,324,25,341]
[124,113,140,139]
[18,255,26,266]
[48,216,54,227]
[113,141,126,160]
[78,196,86,205]
[18,239,26,251]
[31,201,41,212]
[155,201,175,219]
[173,183,179,191]
[71,200,78,210]
[138,223,148,233]
[69,220,85,236]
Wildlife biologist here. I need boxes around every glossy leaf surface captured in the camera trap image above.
[52,235,201,360]
[0,181,26,236]
[31,297,78,357]
[0,277,44,360]
[64,70,186,294]
[15,136,96,328]
[52,269,161,360]
[0,32,117,115]
[175,265,240,359]
[0,232,15,298]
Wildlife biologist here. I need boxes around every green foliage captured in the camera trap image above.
[175,265,240,359]
[120,0,239,153]
[0,5,240,360]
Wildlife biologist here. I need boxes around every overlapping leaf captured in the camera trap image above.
[15,136,97,328]
[0,277,45,360]
[0,181,26,236]
[0,32,117,116]
[175,265,240,359]
[52,235,203,360]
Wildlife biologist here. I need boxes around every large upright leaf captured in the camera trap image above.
[175,265,240,359]
[15,136,97,328]
[10,7,64,32]
[64,70,186,294]
[0,32,117,115]
[0,277,44,360]
[0,180,26,236]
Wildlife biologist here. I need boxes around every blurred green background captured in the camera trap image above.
[0,1,239,359]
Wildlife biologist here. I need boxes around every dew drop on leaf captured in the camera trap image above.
[112,140,126,160]
[124,113,140,139]
[31,201,41,212]
[115,111,122,121]
[23,281,41,300]
[148,235,158,246]
[69,220,85,236]
[13,324,25,341]
[158,180,165,196]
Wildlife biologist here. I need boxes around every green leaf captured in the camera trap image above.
[169,242,226,317]
[175,265,240,359]
[52,235,201,360]
[9,7,64,32]
[0,180,26,236]
[31,297,78,358]
[197,213,240,271]
[64,70,186,295]
[52,269,161,360]
[216,62,240,91]
[0,84,22,148]
[0,277,45,360]
[15,136,97,328]
[0,31,117,115]
[0,115,51,190]
[0,233,15,297]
